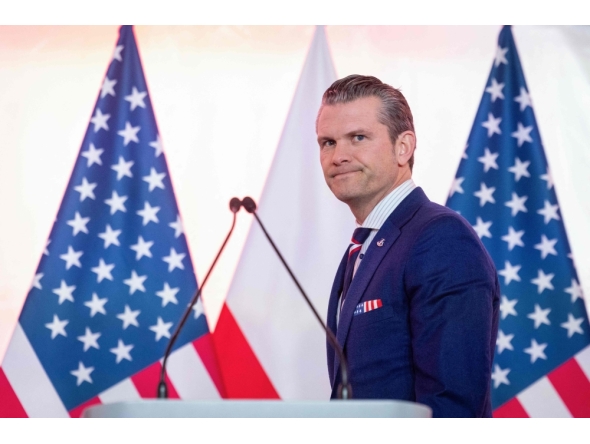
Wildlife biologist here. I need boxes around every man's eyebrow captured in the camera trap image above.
[317,135,334,143]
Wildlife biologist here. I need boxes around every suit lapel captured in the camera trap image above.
[327,248,348,385]
[332,187,429,382]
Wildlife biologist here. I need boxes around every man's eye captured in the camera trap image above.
[354,135,365,141]
[323,140,335,147]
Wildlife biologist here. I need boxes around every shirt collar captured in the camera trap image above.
[356,179,417,230]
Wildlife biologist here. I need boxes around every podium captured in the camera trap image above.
[83,400,432,418]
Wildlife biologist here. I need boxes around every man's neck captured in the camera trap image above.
[351,171,412,224]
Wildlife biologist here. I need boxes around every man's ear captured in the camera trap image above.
[396,131,416,167]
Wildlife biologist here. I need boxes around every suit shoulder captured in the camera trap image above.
[412,200,476,236]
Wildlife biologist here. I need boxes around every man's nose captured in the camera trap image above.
[332,142,352,165]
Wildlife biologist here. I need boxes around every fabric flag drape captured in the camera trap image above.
[212,26,353,399]
[446,25,590,417]
[0,25,224,418]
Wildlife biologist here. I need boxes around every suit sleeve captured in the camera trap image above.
[404,214,500,417]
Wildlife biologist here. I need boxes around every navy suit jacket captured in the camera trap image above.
[327,187,500,417]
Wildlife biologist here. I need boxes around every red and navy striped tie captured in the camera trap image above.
[340,227,373,313]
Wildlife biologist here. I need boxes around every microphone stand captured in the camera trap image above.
[241,197,352,399]
[157,198,241,398]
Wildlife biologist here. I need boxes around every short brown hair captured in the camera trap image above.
[318,74,416,171]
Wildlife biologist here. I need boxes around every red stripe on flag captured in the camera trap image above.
[493,397,529,418]
[376,299,382,308]
[0,367,28,418]
[212,303,280,399]
[547,358,590,417]
[131,361,180,399]
[192,332,226,398]
[69,396,101,418]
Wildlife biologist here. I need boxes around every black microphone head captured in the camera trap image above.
[229,197,242,213]
[241,197,257,213]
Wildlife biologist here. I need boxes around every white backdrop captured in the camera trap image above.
[1,25,589,361]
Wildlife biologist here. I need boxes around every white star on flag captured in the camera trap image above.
[100,77,117,98]
[474,182,496,207]
[540,168,554,190]
[123,270,147,294]
[494,46,509,67]
[501,226,525,251]
[491,364,510,388]
[124,86,148,111]
[472,217,492,239]
[66,211,90,236]
[104,191,128,215]
[527,304,551,329]
[90,108,110,133]
[43,239,51,256]
[156,282,179,307]
[111,156,134,180]
[112,44,124,62]
[507,157,531,181]
[143,167,166,192]
[565,279,584,303]
[52,280,76,304]
[117,121,140,146]
[59,245,83,270]
[137,201,160,226]
[514,87,532,111]
[110,339,133,364]
[74,177,97,201]
[524,339,548,363]
[130,235,154,260]
[77,327,101,352]
[499,295,518,319]
[531,269,555,294]
[70,362,94,386]
[45,314,69,339]
[496,330,514,354]
[169,215,184,238]
[485,78,505,102]
[534,235,558,260]
[449,177,465,197]
[149,135,164,157]
[561,314,584,338]
[498,261,521,285]
[81,143,104,167]
[84,293,107,317]
[193,299,204,319]
[537,200,560,224]
[481,113,502,137]
[117,305,140,329]
[91,258,115,283]
[504,192,528,216]
[149,317,173,341]
[477,147,499,172]
[32,272,43,290]
[162,248,186,272]
[511,122,534,147]
[98,224,122,248]
[52,279,76,305]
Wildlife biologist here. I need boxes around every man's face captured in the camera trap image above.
[317,96,400,211]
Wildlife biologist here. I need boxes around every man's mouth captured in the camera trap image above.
[332,170,360,179]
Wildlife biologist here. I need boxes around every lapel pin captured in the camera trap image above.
[377,238,385,247]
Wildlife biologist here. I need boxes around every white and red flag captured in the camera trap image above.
[213,26,353,399]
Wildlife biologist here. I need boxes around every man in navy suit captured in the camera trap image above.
[316,75,500,417]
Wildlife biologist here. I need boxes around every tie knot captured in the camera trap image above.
[351,227,372,246]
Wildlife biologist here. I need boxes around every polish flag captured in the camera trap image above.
[212,26,353,399]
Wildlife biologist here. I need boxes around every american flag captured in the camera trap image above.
[446,25,590,417]
[0,25,223,417]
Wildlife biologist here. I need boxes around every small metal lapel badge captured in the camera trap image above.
[376,238,385,247]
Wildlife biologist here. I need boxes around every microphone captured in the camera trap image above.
[157,198,241,398]
[240,196,353,399]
